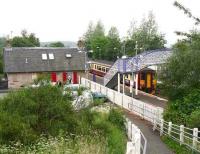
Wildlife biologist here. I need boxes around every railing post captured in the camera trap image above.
[180,125,184,145]
[113,91,115,103]
[153,117,157,131]
[160,119,164,136]
[142,103,145,119]
[193,128,198,149]
[168,122,172,136]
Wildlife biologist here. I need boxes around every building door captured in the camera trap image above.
[62,72,67,82]
[51,72,57,82]
[73,72,78,84]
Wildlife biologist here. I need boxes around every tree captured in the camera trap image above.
[49,42,65,47]
[174,1,200,25]
[83,22,95,51]
[83,20,108,60]
[126,12,166,56]
[11,30,40,47]
[0,37,7,74]
[105,27,121,61]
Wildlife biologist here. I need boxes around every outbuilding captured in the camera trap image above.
[3,47,86,88]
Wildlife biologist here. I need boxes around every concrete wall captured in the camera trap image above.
[7,71,86,89]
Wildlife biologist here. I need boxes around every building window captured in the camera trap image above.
[49,53,54,60]
[66,54,72,58]
[42,53,47,60]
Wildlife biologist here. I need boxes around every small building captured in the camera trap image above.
[3,47,86,88]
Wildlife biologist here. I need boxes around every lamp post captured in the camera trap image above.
[96,46,101,59]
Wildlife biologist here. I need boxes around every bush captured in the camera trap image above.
[93,98,106,106]
[164,89,200,126]
[0,85,77,144]
[108,109,125,130]
[187,109,200,129]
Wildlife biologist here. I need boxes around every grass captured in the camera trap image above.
[0,135,106,154]
[161,136,199,154]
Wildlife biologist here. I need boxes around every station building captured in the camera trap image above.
[3,47,86,88]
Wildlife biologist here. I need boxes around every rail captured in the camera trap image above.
[125,118,147,154]
[81,78,200,153]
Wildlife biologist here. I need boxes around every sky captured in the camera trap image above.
[0,0,199,47]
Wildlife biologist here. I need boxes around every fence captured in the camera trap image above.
[125,118,147,154]
[81,78,200,153]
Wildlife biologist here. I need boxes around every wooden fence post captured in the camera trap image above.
[193,128,198,149]
[180,125,184,145]
[160,119,164,136]
[168,122,172,136]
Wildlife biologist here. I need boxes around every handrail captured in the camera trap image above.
[140,131,147,154]
[81,78,200,153]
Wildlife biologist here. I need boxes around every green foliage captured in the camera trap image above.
[49,41,65,47]
[161,31,200,127]
[0,135,106,154]
[164,89,200,125]
[33,73,51,85]
[108,109,125,130]
[126,11,166,56]
[77,87,86,96]
[0,85,77,144]
[187,109,200,129]
[83,13,166,60]
[93,98,106,106]
[76,108,126,154]
[161,136,194,154]
[161,32,200,100]
[11,30,40,47]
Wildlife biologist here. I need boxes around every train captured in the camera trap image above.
[89,60,157,94]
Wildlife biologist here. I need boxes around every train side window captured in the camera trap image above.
[106,68,109,72]
[102,67,106,72]
[94,64,97,69]
[97,65,102,71]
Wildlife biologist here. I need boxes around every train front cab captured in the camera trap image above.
[138,69,157,94]
[123,68,157,94]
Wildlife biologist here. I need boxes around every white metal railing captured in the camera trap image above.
[81,77,200,153]
[103,60,119,86]
[125,118,147,154]
[153,118,200,153]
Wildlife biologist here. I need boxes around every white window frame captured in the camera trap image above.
[49,53,54,60]
[66,54,72,58]
[42,53,47,60]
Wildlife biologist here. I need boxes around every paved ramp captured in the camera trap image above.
[125,111,173,154]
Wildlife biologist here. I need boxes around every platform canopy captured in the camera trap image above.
[117,49,173,73]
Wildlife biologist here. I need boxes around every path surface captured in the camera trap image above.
[88,73,168,108]
[125,111,173,154]
[87,74,173,153]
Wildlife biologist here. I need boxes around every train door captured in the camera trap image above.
[147,73,151,89]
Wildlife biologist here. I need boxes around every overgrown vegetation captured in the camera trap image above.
[0,85,127,153]
[161,136,196,154]
[160,1,200,129]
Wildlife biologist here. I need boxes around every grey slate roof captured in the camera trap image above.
[3,47,86,73]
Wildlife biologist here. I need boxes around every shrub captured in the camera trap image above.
[164,89,200,125]
[0,85,77,144]
[108,109,125,130]
[93,98,106,106]
[187,109,200,129]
